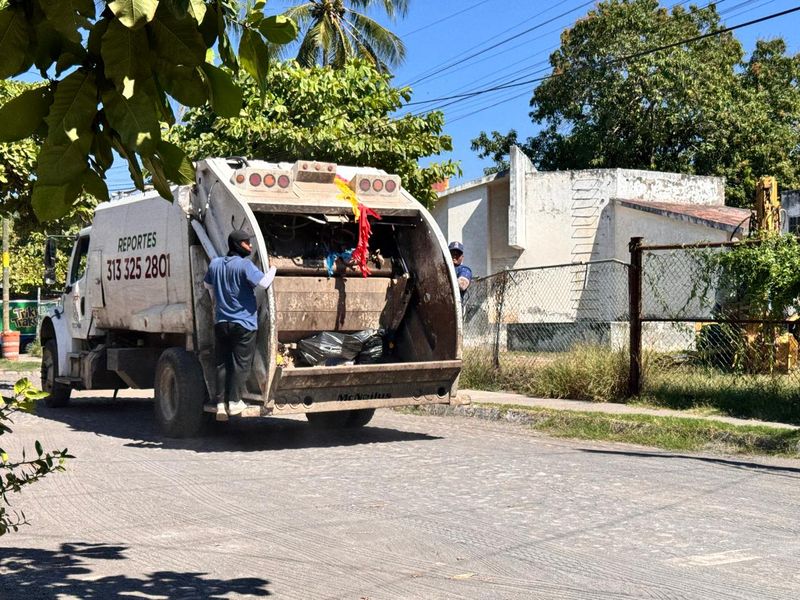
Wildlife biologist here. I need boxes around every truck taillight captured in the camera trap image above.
[293,160,337,183]
[351,174,401,196]
[232,168,293,191]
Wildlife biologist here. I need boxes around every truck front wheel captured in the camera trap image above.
[41,340,71,408]
[155,348,208,438]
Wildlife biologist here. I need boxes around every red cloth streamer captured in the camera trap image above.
[352,203,381,277]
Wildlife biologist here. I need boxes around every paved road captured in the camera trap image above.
[1,391,799,599]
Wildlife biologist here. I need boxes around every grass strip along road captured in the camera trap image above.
[406,403,800,458]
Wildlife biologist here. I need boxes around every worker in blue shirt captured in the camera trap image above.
[204,230,276,421]
[449,241,472,300]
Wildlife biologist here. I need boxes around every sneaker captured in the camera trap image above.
[227,400,248,416]
[215,402,229,422]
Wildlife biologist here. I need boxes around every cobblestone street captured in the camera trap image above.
[1,390,799,599]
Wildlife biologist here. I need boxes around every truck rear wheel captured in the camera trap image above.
[306,408,375,429]
[155,348,208,438]
[41,340,71,408]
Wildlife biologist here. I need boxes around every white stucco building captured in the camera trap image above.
[432,146,749,277]
[436,147,752,352]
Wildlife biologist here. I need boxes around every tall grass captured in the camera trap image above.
[461,344,628,403]
[461,344,800,425]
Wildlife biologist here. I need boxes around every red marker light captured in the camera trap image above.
[236,174,245,184]
[373,179,384,192]
[359,179,371,192]
[385,180,397,193]
[278,175,291,188]
[249,173,262,186]
[264,174,276,187]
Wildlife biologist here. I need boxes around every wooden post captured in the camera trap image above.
[628,237,643,397]
[492,270,509,371]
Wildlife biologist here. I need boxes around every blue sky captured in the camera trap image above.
[100,0,800,191]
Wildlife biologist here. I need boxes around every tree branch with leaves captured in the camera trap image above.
[0,0,297,221]
[1,378,73,536]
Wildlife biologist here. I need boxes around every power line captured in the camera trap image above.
[397,0,493,37]
[404,4,800,109]
[403,0,597,88]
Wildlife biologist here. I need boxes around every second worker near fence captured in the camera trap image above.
[204,230,277,421]
[449,241,473,301]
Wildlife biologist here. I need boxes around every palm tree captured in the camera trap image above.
[283,0,408,72]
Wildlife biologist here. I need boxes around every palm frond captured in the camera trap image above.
[346,10,405,68]
[348,0,409,20]
[297,20,326,67]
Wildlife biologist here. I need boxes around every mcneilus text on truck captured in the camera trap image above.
[39,157,465,437]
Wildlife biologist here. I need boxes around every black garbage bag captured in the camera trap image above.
[353,329,384,363]
[296,329,385,366]
[297,332,362,366]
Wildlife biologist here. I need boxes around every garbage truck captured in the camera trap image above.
[39,157,464,436]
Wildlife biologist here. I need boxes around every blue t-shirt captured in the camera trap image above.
[455,264,473,297]
[204,256,266,330]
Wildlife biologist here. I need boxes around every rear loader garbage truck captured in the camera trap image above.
[39,157,464,437]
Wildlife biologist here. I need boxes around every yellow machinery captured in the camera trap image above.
[754,176,781,234]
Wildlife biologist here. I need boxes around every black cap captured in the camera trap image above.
[228,229,252,257]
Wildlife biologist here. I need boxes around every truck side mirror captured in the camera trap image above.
[44,238,57,286]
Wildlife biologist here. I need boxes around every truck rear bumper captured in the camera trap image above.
[239,360,462,415]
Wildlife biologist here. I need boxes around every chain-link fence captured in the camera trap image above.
[461,260,630,399]
[631,238,800,423]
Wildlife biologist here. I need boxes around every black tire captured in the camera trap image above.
[41,339,71,408]
[346,408,375,428]
[154,348,208,438]
[306,408,375,429]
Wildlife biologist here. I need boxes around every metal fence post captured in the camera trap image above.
[492,269,509,371]
[628,237,643,397]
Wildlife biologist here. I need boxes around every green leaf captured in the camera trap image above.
[45,70,98,143]
[142,154,172,199]
[109,0,160,30]
[35,441,43,457]
[83,169,110,202]
[148,6,206,67]
[187,0,206,24]
[0,7,31,78]
[156,140,194,184]
[55,51,85,77]
[102,85,160,154]
[91,129,114,173]
[39,0,94,44]
[200,63,242,118]
[156,61,207,107]
[0,85,53,142]
[37,133,93,187]
[110,133,145,189]
[198,3,218,47]
[13,378,30,396]
[258,15,298,45]
[239,29,269,92]
[23,389,49,401]
[87,17,110,58]
[102,19,152,94]
[31,181,83,221]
